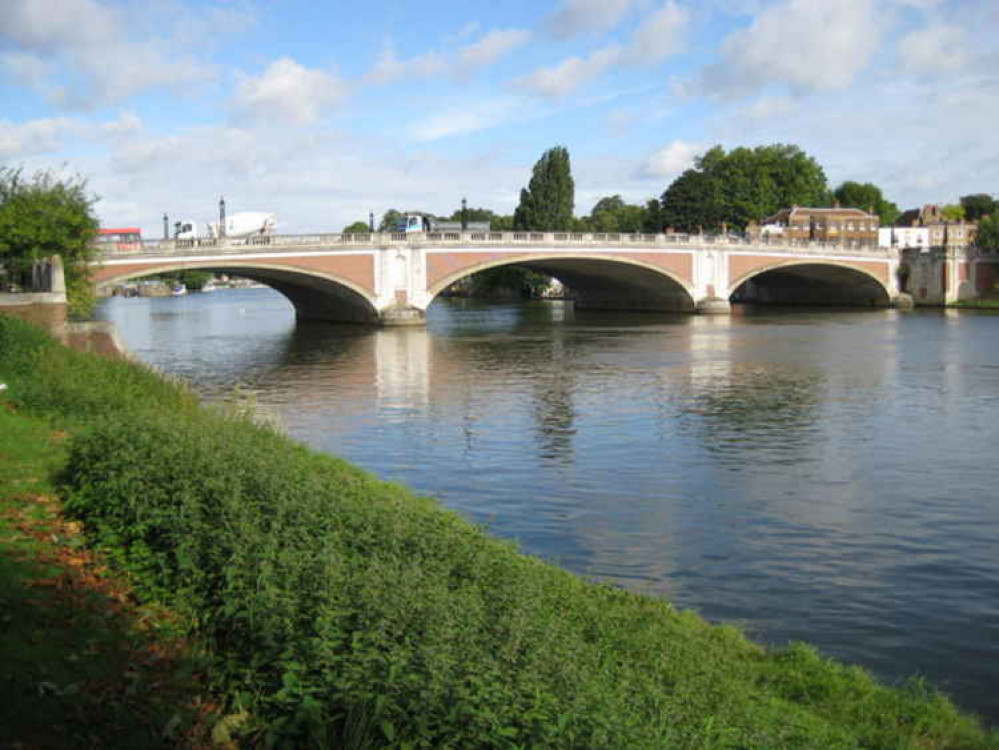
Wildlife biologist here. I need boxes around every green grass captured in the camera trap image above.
[0,408,212,748]
[952,297,999,309]
[2,313,997,749]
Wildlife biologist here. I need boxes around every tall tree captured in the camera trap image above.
[659,144,827,232]
[513,146,575,231]
[0,167,99,316]
[976,214,999,250]
[833,181,900,226]
[342,220,371,233]
[959,194,997,221]
[378,209,403,232]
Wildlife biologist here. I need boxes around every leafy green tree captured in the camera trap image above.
[513,146,575,231]
[378,209,403,232]
[977,213,999,250]
[941,204,966,221]
[642,198,664,233]
[659,144,827,232]
[342,220,371,233]
[959,194,996,221]
[0,167,99,316]
[833,181,900,225]
[660,168,722,232]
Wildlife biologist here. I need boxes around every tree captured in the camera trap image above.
[378,209,403,232]
[659,144,828,232]
[342,220,371,233]
[642,198,664,234]
[0,167,99,316]
[977,214,999,250]
[513,146,575,231]
[960,194,997,221]
[941,204,966,221]
[833,181,900,226]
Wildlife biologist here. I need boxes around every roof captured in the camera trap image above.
[763,206,877,224]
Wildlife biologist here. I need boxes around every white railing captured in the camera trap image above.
[102,231,894,259]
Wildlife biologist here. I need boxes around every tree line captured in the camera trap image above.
[345,145,998,242]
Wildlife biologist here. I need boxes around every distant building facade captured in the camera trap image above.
[894,204,977,249]
[878,226,929,250]
[759,206,879,246]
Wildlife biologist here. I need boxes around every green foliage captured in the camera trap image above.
[977,213,999,250]
[960,194,996,221]
[378,209,403,232]
[2,317,996,749]
[446,206,499,225]
[941,204,966,221]
[514,146,575,231]
[584,195,648,233]
[0,316,196,423]
[833,181,900,226]
[469,265,552,298]
[341,221,371,234]
[0,167,100,317]
[661,144,828,232]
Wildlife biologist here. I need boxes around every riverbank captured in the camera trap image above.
[1,314,997,748]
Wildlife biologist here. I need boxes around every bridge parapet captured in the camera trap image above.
[115,231,893,260]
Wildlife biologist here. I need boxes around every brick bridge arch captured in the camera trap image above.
[93,261,380,323]
[425,252,698,313]
[727,258,893,307]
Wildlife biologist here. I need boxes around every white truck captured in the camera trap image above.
[174,212,277,241]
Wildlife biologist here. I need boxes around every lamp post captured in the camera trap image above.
[369,211,375,233]
[163,213,168,240]
[219,196,226,238]
[461,197,467,230]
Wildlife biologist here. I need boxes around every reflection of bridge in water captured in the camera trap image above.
[93,231,907,325]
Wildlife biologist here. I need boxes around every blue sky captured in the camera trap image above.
[1,0,995,235]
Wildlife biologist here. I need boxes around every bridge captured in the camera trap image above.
[92,231,908,325]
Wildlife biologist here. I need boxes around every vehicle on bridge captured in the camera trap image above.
[174,212,277,241]
[395,214,490,234]
[95,227,143,252]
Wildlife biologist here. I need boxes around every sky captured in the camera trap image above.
[1,0,996,235]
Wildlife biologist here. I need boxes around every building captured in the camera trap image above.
[759,205,879,246]
[878,226,929,250]
[894,204,977,249]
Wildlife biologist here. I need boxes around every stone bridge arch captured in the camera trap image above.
[727,259,893,307]
[425,252,697,313]
[94,261,380,323]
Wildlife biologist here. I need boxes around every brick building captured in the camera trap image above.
[759,206,880,246]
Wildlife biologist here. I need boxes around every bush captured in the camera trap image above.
[3,317,994,748]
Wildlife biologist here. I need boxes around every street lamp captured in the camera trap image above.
[163,213,168,240]
[369,211,375,232]
[219,196,226,238]
[461,197,468,230]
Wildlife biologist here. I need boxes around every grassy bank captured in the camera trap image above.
[951,297,999,309]
[1,314,997,749]
[0,408,214,748]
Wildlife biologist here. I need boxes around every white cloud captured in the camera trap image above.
[700,0,881,97]
[739,93,796,121]
[623,2,691,65]
[0,117,78,159]
[233,58,346,126]
[457,29,532,70]
[0,0,214,106]
[412,98,525,141]
[547,0,634,38]
[639,139,703,179]
[898,24,968,73]
[0,51,52,87]
[514,46,621,98]
[366,47,447,85]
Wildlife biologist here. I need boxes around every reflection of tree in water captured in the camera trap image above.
[533,364,577,465]
[679,362,823,459]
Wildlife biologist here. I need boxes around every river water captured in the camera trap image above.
[97,289,999,723]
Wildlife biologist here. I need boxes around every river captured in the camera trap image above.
[97,289,999,723]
